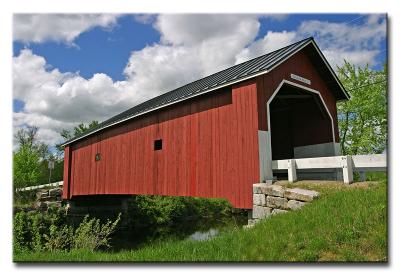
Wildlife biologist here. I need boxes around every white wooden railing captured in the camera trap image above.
[16,181,64,192]
[272,154,386,184]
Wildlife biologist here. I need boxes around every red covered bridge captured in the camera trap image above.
[62,37,349,209]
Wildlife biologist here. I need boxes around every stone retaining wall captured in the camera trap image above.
[248,184,319,226]
[35,187,63,211]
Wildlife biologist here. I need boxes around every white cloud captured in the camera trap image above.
[13,49,136,146]
[13,112,76,147]
[321,49,380,69]
[235,31,297,64]
[133,14,156,24]
[155,14,259,46]
[124,45,202,96]
[123,14,263,96]
[13,14,387,148]
[13,14,119,44]
[150,14,261,75]
[13,50,132,122]
[297,15,386,67]
[235,14,386,69]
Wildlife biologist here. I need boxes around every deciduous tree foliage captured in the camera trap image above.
[13,144,41,188]
[337,61,387,155]
[56,120,99,154]
[14,126,50,160]
[13,126,49,188]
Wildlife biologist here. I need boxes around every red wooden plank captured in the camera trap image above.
[176,109,186,196]
[233,85,241,207]
[237,85,245,206]
[211,94,218,198]
[190,102,198,196]
[184,104,192,196]
[88,137,95,195]
[70,146,75,196]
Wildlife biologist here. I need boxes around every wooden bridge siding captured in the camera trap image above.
[256,49,340,142]
[67,136,97,196]
[65,82,260,209]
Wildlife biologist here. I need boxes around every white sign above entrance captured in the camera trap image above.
[290,73,311,85]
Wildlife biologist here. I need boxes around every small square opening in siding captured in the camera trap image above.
[154,139,162,150]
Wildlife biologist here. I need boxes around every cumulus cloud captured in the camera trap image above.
[124,45,202,96]
[13,14,386,147]
[13,14,119,44]
[133,14,156,24]
[235,31,297,63]
[122,14,266,97]
[151,14,261,75]
[13,112,76,147]
[155,14,259,46]
[297,14,386,67]
[234,14,386,69]
[13,49,136,146]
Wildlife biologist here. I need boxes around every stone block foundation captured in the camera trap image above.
[247,184,319,226]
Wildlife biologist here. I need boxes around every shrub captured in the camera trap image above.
[13,208,68,253]
[44,224,73,252]
[13,209,120,253]
[30,214,45,251]
[72,214,121,252]
[13,212,31,253]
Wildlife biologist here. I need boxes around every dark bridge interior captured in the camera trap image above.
[270,84,333,161]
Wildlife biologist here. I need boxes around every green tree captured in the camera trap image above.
[13,144,41,188]
[56,120,99,154]
[337,61,387,155]
[14,126,50,159]
[13,126,49,188]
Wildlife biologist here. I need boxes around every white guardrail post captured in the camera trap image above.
[288,159,297,183]
[341,155,353,184]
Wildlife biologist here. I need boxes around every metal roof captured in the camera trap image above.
[62,37,348,146]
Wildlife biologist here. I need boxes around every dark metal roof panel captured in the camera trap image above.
[62,37,346,146]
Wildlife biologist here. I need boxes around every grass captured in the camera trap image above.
[14,178,387,262]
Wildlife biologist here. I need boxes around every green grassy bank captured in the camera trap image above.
[15,178,387,262]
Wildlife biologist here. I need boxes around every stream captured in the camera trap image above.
[110,214,248,251]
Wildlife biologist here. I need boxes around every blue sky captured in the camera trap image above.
[13,16,160,82]
[12,14,387,146]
